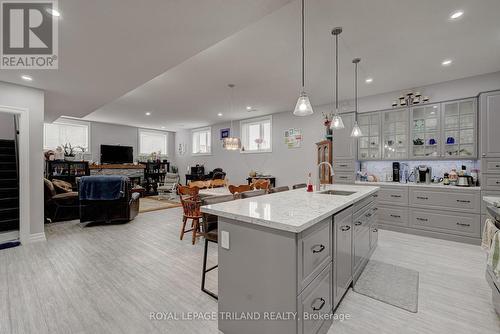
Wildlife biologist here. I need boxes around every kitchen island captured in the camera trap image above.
[202,184,379,334]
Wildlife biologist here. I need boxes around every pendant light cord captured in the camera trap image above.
[301,0,305,90]
[335,31,339,112]
[354,61,358,121]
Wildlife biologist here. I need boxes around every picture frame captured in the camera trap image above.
[220,128,230,140]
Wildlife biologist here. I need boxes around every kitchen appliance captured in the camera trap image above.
[415,165,432,184]
[392,162,400,182]
[457,175,473,187]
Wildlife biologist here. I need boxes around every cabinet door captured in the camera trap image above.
[358,112,381,160]
[382,108,408,159]
[332,113,357,160]
[441,98,477,159]
[480,91,500,158]
[410,104,441,159]
[352,216,370,273]
[334,207,352,307]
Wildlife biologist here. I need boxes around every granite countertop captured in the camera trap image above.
[201,184,379,233]
[355,180,481,191]
[483,196,500,207]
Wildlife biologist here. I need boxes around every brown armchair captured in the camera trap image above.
[44,178,80,222]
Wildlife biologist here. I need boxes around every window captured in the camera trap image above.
[192,127,211,155]
[240,116,272,153]
[139,129,168,155]
[44,119,90,152]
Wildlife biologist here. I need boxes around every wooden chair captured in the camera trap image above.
[292,183,307,189]
[200,194,234,299]
[177,185,202,244]
[240,189,266,199]
[189,180,210,189]
[268,186,289,193]
[228,184,253,194]
[210,179,226,188]
[251,179,271,191]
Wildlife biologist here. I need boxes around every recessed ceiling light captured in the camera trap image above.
[449,10,464,20]
[21,75,33,81]
[46,8,61,17]
[217,113,223,117]
[145,112,151,116]
[246,106,252,111]
[441,59,452,66]
[365,78,373,84]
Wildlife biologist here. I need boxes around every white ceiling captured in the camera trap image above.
[0,0,292,121]
[2,0,500,131]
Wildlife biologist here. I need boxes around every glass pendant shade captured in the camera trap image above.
[293,91,314,116]
[350,121,363,137]
[330,110,345,129]
[223,137,241,150]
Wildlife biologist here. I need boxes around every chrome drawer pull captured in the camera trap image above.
[417,196,428,200]
[496,164,500,168]
[354,221,362,226]
[341,225,351,232]
[311,244,325,254]
[339,164,348,167]
[456,200,470,203]
[416,217,428,222]
[456,222,470,227]
[311,298,326,311]
[339,176,348,179]
[373,228,378,233]
[496,181,500,184]
[390,214,401,218]
[373,194,378,198]
[390,195,402,198]
[365,213,372,217]
[373,208,378,211]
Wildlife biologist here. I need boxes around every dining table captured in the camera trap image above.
[198,187,232,198]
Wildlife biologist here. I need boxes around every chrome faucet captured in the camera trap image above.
[317,161,334,191]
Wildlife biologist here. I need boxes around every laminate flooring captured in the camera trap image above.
[0,207,498,334]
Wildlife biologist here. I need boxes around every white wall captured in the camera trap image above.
[0,81,44,237]
[175,71,500,186]
[0,113,15,139]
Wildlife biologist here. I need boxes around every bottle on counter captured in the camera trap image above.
[307,172,314,192]
[443,173,450,185]
[449,168,458,185]
[471,169,479,186]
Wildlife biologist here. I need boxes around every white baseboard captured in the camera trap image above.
[0,230,20,244]
[27,232,46,243]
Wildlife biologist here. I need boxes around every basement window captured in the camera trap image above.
[139,129,168,155]
[192,127,211,155]
[240,116,272,153]
[44,118,90,152]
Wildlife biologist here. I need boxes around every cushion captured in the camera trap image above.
[44,178,56,198]
[52,179,73,193]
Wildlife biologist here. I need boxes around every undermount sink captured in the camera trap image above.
[319,190,355,196]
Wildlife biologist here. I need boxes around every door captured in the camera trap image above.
[334,207,352,308]
[332,113,356,160]
[410,104,441,159]
[480,91,500,158]
[441,98,477,159]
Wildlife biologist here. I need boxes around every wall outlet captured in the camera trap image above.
[221,231,229,250]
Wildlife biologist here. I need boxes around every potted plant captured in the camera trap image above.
[63,143,76,161]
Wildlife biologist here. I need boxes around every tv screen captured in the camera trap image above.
[100,145,133,164]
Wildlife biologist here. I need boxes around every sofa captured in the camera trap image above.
[44,178,80,222]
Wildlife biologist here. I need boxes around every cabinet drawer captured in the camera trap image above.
[298,218,332,292]
[377,186,409,205]
[297,263,332,334]
[410,188,480,213]
[333,172,355,184]
[377,206,409,226]
[484,159,500,174]
[482,174,500,190]
[410,208,480,238]
[333,160,355,171]
[481,191,500,214]
[353,194,375,214]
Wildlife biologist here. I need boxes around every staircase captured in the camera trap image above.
[0,139,19,232]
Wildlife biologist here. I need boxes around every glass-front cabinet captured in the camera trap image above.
[382,108,408,159]
[410,104,441,159]
[441,98,476,158]
[358,112,381,160]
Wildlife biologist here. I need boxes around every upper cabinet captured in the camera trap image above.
[332,112,357,160]
[441,98,477,159]
[410,104,441,159]
[480,91,500,158]
[382,108,408,160]
[357,112,381,160]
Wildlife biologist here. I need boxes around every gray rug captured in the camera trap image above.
[353,260,419,313]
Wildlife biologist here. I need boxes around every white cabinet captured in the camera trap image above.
[332,113,357,160]
[410,104,441,159]
[441,98,477,158]
[358,112,381,160]
[480,91,500,158]
[382,108,408,159]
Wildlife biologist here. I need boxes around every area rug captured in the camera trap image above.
[139,196,181,213]
[353,260,419,313]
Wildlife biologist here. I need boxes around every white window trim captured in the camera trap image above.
[240,115,273,154]
[138,128,169,156]
[191,126,212,156]
[43,117,92,153]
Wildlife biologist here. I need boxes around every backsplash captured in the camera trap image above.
[359,160,481,181]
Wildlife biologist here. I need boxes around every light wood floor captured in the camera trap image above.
[0,207,498,334]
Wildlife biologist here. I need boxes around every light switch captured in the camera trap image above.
[221,231,230,250]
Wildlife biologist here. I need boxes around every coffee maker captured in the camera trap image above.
[392,162,400,182]
[414,165,432,184]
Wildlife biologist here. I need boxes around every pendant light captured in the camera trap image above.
[350,58,363,137]
[330,27,344,129]
[293,0,314,116]
[223,84,242,150]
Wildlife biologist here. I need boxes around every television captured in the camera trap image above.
[100,145,133,164]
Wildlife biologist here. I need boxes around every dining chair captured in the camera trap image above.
[268,186,289,193]
[292,183,307,189]
[189,180,210,189]
[240,189,266,199]
[210,179,226,188]
[252,179,271,191]
[177,185,202,244]
[200,194,235,299]
[228,184,253,194]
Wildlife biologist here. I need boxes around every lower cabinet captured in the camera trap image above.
[333,206,353,309]
[409,208,480,238]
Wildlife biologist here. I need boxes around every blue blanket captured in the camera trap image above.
[79,176,128,201]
